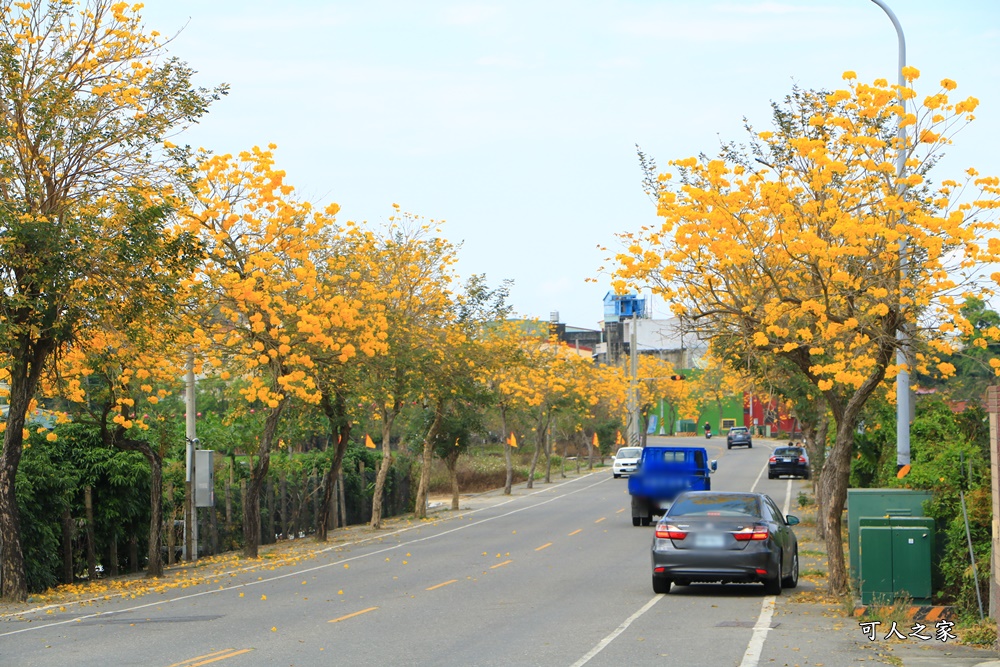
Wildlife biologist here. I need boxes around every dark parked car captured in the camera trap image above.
[650,491,799,595]
[726,426,752,449]
[768,446,810,480]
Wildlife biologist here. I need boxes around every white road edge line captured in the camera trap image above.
[739,595,776,667]
[569,595,663,667]
[749,453,769,493]
[741,456,794,667]
[783,478,792,516]
[0,474,610,637]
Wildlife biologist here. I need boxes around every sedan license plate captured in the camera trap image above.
[781,458,792,462]
[693,532,725,548]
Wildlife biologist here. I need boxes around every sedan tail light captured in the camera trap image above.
[655,525,687,540]
[768,456,777,463]
[733,525,769,541]
[798,455,807,463]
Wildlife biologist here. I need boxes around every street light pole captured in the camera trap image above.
[869,0,910,469]
[629,312,641,446]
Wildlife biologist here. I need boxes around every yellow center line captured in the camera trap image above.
[187,649,253,667]
[426,579,458,591]
[535,542,553,551]
[568,529,582,536]
[595,517,606,524]
[166,649,242,667]
[490,559,513,569]
[615,508,625,514]
[329,606,379,624]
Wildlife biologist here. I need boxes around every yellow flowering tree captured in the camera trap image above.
[412,274,511,517]
[0,0,223,599]
[613,72,1000,594]
[635,355,697,442]
[182,147,356,558]
[503,333,594,487]
[690,351,749,435]
[361,214,457,529]
[56,316,191,578]
[308,222,388,541]
[478,320,533,494]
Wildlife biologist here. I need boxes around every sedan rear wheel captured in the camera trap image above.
[652,576,672,594]
[782,548,799,589]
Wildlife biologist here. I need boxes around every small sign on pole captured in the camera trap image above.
[195,450,214,508]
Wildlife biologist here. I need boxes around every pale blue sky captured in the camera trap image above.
[141,1,1000,328]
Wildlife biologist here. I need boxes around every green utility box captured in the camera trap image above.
[858,516,935,604]
[847,488,933,588]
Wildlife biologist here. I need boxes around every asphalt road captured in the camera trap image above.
[1,436,830,667]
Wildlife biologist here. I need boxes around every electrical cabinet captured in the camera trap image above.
[847,488,932,588]
[858,516,934,605]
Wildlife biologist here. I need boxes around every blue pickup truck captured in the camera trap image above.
[628,446,717,526]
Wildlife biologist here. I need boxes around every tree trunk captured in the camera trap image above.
[819,419,856,595]
[370,408,398,529]
[311,469,319,534]
[242,401,285,558]
[166,504,176,567]
[84,485,97,581]
[114,441,166,578]
[225,458,233,531]
[146,452,163,575]
[209,501,219,555]
[61,507,74,584]
[316,390,352,541]
[527,422,543,490]
[543,421,552,484]
[129,535,139,573]
[500,402,514,496]
[280,472,289,540]
[0,337,52,601]
[266,480,276,543]
[338,469,346,528]
[108,535,119,577]
[446,451,460,510]
[575,434,581,475]
[561,440,567,479]
[501,407,513,495]
[415,402,444,520]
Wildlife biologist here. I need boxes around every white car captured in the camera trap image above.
[612,447,643,478]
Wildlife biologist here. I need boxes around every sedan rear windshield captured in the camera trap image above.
[729,427,748,433]
[667,493,761,518]
[774,448,804,457]
[615,448,642,459]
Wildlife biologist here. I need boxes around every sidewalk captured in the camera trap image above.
[777,495,998,667]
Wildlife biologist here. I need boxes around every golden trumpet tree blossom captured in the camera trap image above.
[56,316,192,579]
[612,73,1000,595]
[359,215,458,529]
[0,0,222,601]
[636,355,698,439]
[183,147,364,557]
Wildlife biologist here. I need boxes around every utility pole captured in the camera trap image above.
[986,385,1000,624]
[869,0,911,470]
[184,351,198,562]
[628,312,641,446]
